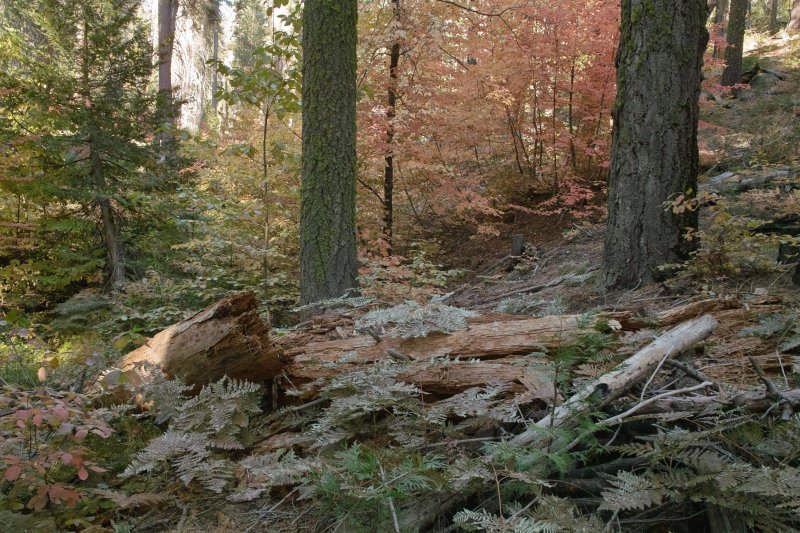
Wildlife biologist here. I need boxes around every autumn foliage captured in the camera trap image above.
[356,0,619,245]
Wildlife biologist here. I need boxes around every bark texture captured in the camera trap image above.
[300,0,359,303]
[602,0,708,289]
[157,0,179,154]
[790,0,800,32]
[721,0,748,86]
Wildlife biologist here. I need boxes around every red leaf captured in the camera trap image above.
[74,428,88,443]
[4,465,22,481]
[77,467,88,481]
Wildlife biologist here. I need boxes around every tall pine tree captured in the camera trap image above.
[602,0,709,289]
[299,0,358,303]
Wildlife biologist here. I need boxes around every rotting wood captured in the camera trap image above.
[118,292,286,387]
[511,314,719,446]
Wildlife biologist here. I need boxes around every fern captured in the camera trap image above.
[355,300,476,338]
[598,470,663,511]
[122,373,262,493]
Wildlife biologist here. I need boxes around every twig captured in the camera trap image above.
[664,358,720,390]
[420,436,501,449]
[243,487,300,533]
[378,462,401,533]
[602,382,714,427]
[748,356,797,420]
[639,350,672,403]
[386,348,411,362]
[366,327,382,343]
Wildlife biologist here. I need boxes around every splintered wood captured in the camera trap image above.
[115,292,792,402]
[118,292,286,387]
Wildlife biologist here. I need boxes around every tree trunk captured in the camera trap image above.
[92,146,127,288]
[211,25,219,113]
[81,8,125,287]
[721,0,748,86]
[770,0,780,33]
[602,0,708,289]
[157,0,179,156]
[382,0,401,257]
[789,0,800,32]
[713,0,730,58]
[299,0,359,304]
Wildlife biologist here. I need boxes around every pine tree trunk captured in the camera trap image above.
[789,0,800,32]
[157,0,179,155]
[382,0,401,257]
[299,0,359,303]
[770,0,780,33]
[721,0,748,86]
[602,0,708,289]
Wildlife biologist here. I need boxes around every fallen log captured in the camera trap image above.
[118,292,286,387]
[280,312,629,395]
[511,314,719,446]
[401,315,720,529]
[631,387,800,416]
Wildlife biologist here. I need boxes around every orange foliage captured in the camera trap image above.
[356,0,619,245]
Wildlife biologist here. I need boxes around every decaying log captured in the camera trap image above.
[280,313,628,395]
[655,298,740,326]
[511,315,719,446]
[401,315,721,529]
[631,387,800,415]
[118,292,286,387]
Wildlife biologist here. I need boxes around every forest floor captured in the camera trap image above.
[90,31,800,533]
[155,33,800,532]
[4,33,800,533]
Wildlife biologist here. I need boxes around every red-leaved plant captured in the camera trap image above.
[0,386,112,510]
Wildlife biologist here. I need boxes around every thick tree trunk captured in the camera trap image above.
[602,0,708,289]
[119,292,285,387]
[721,0,748,86]
[770,0,780,33]
[299,0,359,303]
[157,0,179,156]
[789,0,800,32]
[382,0,401,256]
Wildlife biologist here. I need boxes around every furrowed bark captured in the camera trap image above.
[602,0,708,288]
